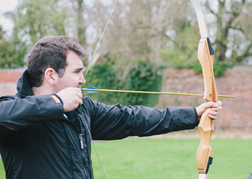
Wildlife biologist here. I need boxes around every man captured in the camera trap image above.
[0,36,222,179]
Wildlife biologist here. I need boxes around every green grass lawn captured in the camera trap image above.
[0,161,4,179]
[91,138,252,179]
[0,138,251,179]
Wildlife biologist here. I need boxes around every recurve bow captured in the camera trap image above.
[85,1,224,178]
[190,0,218,178]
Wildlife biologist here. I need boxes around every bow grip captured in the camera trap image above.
[197,108,214,175]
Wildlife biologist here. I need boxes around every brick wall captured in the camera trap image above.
[0,70,24,96]
[155,66,252,131]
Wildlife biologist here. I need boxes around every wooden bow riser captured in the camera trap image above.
[197,38,218,102]
[196,37,218,178]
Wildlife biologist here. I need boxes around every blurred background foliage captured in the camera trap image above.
[0,0,252,105]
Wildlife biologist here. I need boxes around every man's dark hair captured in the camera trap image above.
[27,36,88,87]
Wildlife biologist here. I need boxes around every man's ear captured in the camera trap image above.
[44,68,58,86]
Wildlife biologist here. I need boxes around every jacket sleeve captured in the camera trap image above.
[84,97,199,140]
[0,95,64,135]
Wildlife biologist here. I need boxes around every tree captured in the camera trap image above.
[0,25,27,68]
[0,0,76,68]
[70,0,88,48]
[87,1,195,79]
[205,0,252,63]
[12,0,72,44]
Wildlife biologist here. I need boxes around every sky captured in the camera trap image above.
[0,0,18,32]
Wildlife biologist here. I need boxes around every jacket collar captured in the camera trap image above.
[16,70,34,97]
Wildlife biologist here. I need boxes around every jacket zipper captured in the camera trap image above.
[79,134,84,150]
[64,114,84,151]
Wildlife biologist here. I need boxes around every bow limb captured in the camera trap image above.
[190,0,218,178]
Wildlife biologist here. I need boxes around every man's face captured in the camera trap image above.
[55,50,85,92]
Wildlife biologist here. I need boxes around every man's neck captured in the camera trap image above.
[32,85,54,95]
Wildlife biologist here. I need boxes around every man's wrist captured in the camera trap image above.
[51,94,63,104]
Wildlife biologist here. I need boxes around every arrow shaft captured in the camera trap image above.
[81,88,235,98]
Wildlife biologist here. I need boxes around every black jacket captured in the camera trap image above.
[0,70,198,179]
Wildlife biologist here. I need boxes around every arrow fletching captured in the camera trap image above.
[85,87,99,93]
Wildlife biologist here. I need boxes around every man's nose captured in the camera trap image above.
[80,74,86,84]
[82,78,86,84]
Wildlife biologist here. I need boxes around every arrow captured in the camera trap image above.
[81,87,235,98]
